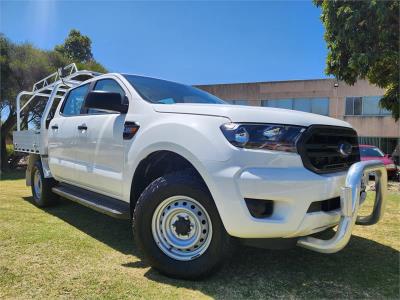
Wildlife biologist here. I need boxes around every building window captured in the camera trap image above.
[293,99,311,113]
[262,98,329,116]
[311,98,330,115]
[362,96,380,115]
[345,96,390,116]
[275,99,292,109]
[229,100,249,105]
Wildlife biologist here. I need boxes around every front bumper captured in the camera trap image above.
[204,154,346,239]
[205,155,387,254]
[297,160,387,253]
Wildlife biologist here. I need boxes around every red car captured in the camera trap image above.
[359,144,397,179]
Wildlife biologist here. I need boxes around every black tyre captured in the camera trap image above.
[31,160,58,207]
[133,170,235,279]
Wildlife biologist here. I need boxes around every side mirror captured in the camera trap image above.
[85,91,128,113]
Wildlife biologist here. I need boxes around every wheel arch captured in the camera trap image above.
[129,150,212,217]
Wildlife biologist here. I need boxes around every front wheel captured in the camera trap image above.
[133,171,235,279]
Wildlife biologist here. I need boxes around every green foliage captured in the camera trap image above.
[0,34,12,110]
[77,60,107,74]
[55,29,107,73]
[314,0,399,120]
[0,30,107,118]
[55,29,93,62]
[0,30,107,170]
[0,35,62,124]
[5,144,14,157]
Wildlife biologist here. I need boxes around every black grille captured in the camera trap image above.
[297,125,360,174]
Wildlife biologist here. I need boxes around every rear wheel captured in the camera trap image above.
[133,170,235,279]
[31,161,58,207]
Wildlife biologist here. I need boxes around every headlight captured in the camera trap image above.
[385,164,396,170]
[220,123,305,152]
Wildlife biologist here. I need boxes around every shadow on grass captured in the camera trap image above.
[142,237,399,298]
[23,196,135,255]
[23,195,399,298]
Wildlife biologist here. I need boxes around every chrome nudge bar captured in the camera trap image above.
[297,160,387,254]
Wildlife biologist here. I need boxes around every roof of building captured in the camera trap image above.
[195,78,337,87]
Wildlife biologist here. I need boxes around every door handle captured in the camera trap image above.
[77,124,87,130]
[51,125,58,130]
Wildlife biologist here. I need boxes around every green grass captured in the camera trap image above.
[0,170,399,299]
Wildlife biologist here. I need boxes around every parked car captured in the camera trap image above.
[359,144,397,179]
[13,64,387,279]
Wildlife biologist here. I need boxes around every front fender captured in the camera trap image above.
[122,114,231,201]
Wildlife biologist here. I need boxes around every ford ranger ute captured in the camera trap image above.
[13,64,387,279]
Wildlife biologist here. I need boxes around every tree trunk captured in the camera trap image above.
[0,130,7,172]
[0,113,17,172]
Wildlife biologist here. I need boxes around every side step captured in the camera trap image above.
[52,184,130,220]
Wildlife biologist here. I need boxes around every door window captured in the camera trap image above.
[88,79,126,114]
[61,84,90,116]
[94,79,125,96]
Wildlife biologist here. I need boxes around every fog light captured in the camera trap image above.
[245,198,273,218]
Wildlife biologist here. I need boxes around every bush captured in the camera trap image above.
[6,144,14,157]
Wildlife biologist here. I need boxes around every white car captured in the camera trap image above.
[13,65,387,279]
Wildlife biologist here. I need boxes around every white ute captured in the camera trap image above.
[13,64,387,279]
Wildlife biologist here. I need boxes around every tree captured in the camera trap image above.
[55,29,107,73]
[55,29,93,63]
[1,36,59,170]
[0,31,107,171]
[314,0,399,120]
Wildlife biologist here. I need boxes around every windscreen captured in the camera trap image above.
[360,147,385,157]
[123,75,225,105]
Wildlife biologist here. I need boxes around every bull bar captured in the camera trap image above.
[297,160,387,254]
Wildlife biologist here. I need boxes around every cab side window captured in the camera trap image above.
[94,79,125,96]
[87,79,126,114]
[61,84,90,116]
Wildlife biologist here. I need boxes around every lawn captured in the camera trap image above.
[0,171,399,299]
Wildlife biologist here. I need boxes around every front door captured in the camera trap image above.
[74,78,128,198]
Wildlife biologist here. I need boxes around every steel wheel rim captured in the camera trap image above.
[152,195,212,261]
[33,169,42,199]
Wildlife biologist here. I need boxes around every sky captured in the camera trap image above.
[1,0,330,85]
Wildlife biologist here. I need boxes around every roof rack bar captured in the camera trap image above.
[40,83,63,131]
[16,92,31,131]
[20,93,64,112]
[32,63,78,92]
[16,63,102,131]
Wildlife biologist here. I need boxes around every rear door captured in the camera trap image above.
[48,83,90,183]
[74,78,127,198]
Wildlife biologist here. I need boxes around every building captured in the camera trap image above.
[197,79,399,155]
